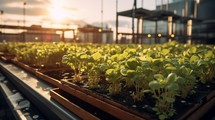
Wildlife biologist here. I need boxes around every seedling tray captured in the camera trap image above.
[50,88,119,120]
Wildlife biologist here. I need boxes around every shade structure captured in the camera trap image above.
[117,8,187,21]
[116,7,202,44]
[117,8,153,19]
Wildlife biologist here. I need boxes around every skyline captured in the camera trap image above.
[0,0,156,37]
[0,0,156,26]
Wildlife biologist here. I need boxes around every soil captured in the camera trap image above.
[53,89,119,120]
[42,69,215,120]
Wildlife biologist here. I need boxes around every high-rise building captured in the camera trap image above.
[156,0,215,44]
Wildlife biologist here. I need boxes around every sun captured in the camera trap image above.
[49,7,67,22]
[49,1,68,22]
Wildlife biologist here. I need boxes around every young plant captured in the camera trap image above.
[62,51,88,83]
[105,58,124,95]
[86,52,107,88]
[165,61,196,98]
[149,73,179,120]
[121,57,153,101]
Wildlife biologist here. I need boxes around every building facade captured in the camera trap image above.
[157,0,215,44]
[77,25,114,43]
[0,25,61,42]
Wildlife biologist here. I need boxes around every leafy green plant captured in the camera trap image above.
[62,50,88,83]
[121,58,153,101]
[149,73,179,120]
[86,52,107,88]
[105,59,124,95]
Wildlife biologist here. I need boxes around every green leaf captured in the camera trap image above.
[126,58,140,70]
[106,69,114,75]
[166,97,175,103]
[180,66,190,76]
[127,70,136,78]
[176,77,185,84]
[62,55,69,63]
[99,63,108,71]
[166,66,177,71]
[205,51,213,58]
[190,55,199,63]
[92,52,102,60]
[191,46,197,53]
[167,73,177,83]
[120,68,127,76]
[167,83,179,91]
[159,114,166,120]
[149,81,160,89]
[154,74,164,80]
[161,49,170,56]
[80,54,88,60]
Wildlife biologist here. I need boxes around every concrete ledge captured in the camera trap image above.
[0,61,80,120]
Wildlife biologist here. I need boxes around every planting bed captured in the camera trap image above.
[43,69,215,120]
[0,42,215,120]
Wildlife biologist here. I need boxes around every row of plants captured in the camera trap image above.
[0,41,215,119]
[0,42,69,69]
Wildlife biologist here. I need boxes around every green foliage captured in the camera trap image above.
[149,73,179,120]
[2,41,215,120]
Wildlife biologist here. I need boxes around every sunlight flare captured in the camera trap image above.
[49,0,68,22]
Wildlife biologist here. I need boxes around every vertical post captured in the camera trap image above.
[132,0,136,43]
[73,30,76,41]
[160,0,163,10]
[166,0,169,11]
[185,0,189,16]
[141,19,144,44]
[155,20,158,43]
[194,0,200,18]
[168,16,173,42]
[187,19,192,45]
[116,0,118,43]
[62,31,65,42]
[0,10,3,41]
[101,0,103,29]
[173,10,177,36]
[101,0,103,43]
[137,18,140,44]
[23,2,26,42]
[138,17,143,44]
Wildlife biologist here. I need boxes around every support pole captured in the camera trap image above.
[187,19,192,45]
[116,14,119,44]
[132,0,137,43]
[23,2,26,42]
[138,17,143,44]
[0,10,3,41]
[168,16,173,42]
[194,0,200,18]
[137,18,140,44]
[166,0,169,11]
[73,30,76,41]
[141,18,144,44]
[62,31,65,42]
[155,20,158,43]
[132,7,135,43]
[116,0,118,44]
[160,0,163,10]
[185,0,189,16]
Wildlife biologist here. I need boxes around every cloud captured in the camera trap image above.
[0,0,49,16]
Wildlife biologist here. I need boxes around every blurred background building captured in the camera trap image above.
[156,0,215,44]
[117,0,215,44]
[77,24,113,43]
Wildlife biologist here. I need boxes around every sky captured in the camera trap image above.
[0,0,156,36]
